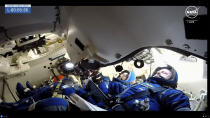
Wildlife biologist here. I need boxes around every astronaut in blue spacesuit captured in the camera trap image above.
[31,65,190,111]
[98,70,136,97]
[0,65,191,111]
[0,96,69,111]
[0,78,73,111]
[98,65,191,111]
[16,81,53,101]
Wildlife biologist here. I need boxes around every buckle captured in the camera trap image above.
[116,98,122,103]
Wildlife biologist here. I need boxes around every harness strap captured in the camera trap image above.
[53,80,63,97]
[140,82,167,93]
[116,83,139,98]
[121,90,150,102]
[112,91,150,111]
[114,83,167,111]
[117,83,165,102]
[113,78,133,85]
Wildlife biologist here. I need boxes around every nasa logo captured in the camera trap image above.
[185,6,199,19]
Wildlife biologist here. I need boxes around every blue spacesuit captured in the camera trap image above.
[0,66,191,111]
[0,78,72,111]
[16,82,53,101]
[69,70,137,108]
[0,97,69,111]
[98,66,191,111]
[98,70,136,98]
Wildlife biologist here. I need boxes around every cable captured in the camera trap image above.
[0,26,12,41]
[1,79,5,101]
[148,48,152,77]
[51,6,60,32]
[149,63,152,77]
[3,78,18,102]
[50,68,59,82]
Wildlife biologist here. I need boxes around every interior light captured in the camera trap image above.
[65,62,74,70]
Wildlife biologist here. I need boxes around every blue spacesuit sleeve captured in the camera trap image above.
[0,97,35,111]
[98,82,108,95]
[108,81,126,97]
[26,81,34,90]
[98,77,110,95]
[34,97,69,111]
[75,88,87,96]
[32,86,53,101]
[159,89,191,111]
[16,82,26,99]
[63,87,75,96]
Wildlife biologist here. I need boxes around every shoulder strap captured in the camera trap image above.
[120,90,150,102]
[115,84,139,98]
[53,80,63,97]
[140,82,167,93]
[158,88,178,104]
[119,83,167,103]
[86,80,110,103]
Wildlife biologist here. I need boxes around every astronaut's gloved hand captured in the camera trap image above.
[62,87,75,96]
[109,81,125,96]
[76,88,87,96]
[26,81,36,90]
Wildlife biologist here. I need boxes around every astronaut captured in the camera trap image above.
[0,65,191,111]
[63,70,137,109]
[98,70,136,97]
[98,65,191,111]
[16,81,53,101]
[0,97,69,111]
[0,77,75,111]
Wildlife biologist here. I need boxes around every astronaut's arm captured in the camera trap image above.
[160,89,191,111]
[108,81,126,97]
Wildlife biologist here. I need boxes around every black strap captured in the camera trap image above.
[140,82,167,93]
[87,80,110,103]
[113,78,131,85]
[113,90,150,111]
[113,83,168,111]
[120,90,150,102]
[120,83,166,103]
[3,78,18,102]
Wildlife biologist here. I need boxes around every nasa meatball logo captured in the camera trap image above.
[185,6,199,19]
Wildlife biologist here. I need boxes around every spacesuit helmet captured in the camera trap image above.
[151,65,178,88]
[119,70,136,84]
